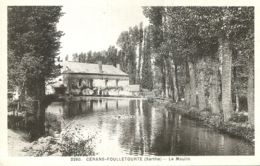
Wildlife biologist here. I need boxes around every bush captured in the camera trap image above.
[24,126,97,156]
[60,131,96,156]
[230,112,248,123]
[219,122,254,143]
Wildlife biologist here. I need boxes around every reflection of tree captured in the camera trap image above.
[78,102,82,114]
[116,100,155,155]
[150,111,172,155]
[117,100,136,154]
[63,100,94,119]
[141,100,152,154]
[105,101,108,111]
[146,110,187,155]
[137,100,145,155]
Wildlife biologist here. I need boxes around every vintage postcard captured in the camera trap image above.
[0,0,259,165]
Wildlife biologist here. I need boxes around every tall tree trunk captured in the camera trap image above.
[188,61,197,106]
[27,76,46,138]
[127,49,136,85]
[233,66,239,112]
[137,44,142,83]
[130,59,136,85]
[196,58,206,111]
[137,22,143,84]
[19,81,28,127]
[184,83,190,105]
[165,59,169,98]
[167,58,175,100]
[248,56,254,125]
[184,61,190,105]
[172,62,179,102]
[161,59,166,97]
[209,58,221,114]
[235,94,239,112]
[37,77,46,137]
[220,38,233,122]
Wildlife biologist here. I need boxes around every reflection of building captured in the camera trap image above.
[47,61,132,96]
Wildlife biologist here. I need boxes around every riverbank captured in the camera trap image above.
[19,124,96,156]
[158,100,254,144]
[8,129,30,156]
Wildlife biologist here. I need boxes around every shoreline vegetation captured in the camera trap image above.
[8,97,254,157]
[9,125,96,157]
[158,100,254,144]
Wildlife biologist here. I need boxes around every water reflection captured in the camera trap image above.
[45,98,254,156]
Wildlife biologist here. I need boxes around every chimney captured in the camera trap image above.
[116,64,120,70]
[98,61,103,73]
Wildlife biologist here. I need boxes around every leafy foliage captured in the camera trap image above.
[143,7,254,122]
[8,6,63,95]
[60,130,96,156]
[117,30,138,84]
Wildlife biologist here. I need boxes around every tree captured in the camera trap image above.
[230,8,254,124]
[72,53,79,62]
[143,7,254,123]
[195,7,254,121]
[8,6,63,136]
[188,60,197,106]
[117,31,131,72]
[117,27,139,84]
[141,26,153,90]
[106,46,118,66]
[247,52,254,125]
[78,52,87,62]
[143,7,167,96]
[163,7,199,103]
[65,54,69,61]
[86,51,92,62]
[136,22,143,83]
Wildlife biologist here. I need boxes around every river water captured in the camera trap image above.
[45,97,254,156]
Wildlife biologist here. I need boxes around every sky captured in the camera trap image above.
[57,4,149,60]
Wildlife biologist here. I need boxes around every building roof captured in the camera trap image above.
[61,61,128,76]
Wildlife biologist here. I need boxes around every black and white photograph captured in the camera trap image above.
[1,0,259,165]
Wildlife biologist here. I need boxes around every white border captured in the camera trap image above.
[0,0,259,165]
